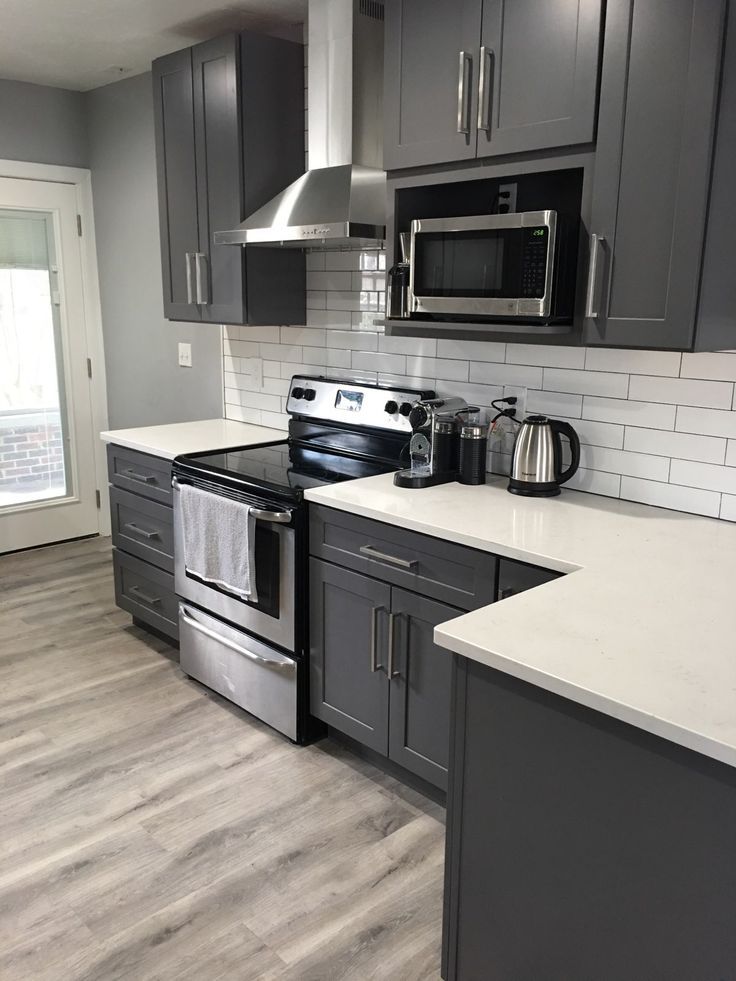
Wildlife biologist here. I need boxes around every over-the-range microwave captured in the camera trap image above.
[408,210,577,327]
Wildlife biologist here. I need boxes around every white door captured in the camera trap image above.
[0,176,99,552]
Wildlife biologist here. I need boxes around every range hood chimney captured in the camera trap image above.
[215,0,386,250]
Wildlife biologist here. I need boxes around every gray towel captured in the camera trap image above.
[180,484,258,602]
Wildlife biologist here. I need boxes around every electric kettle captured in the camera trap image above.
[508,415,581,497]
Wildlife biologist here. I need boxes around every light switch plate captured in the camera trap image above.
[178,342,192,368]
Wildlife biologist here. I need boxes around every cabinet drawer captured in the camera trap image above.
[110,486,174,573]
[309,505,496,611]
[113,549,179,641]
[107,444,173,505]
[497,558,561,601]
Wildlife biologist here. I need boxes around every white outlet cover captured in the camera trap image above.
[178,342,192,368]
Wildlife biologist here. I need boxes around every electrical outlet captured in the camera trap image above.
[503,385,527,421]
[178,342,192,368]
[498,182,518,214]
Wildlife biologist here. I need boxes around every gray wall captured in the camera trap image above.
[85,73,223,429]
[0,78,88,167]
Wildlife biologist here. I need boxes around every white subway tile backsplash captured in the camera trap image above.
[620,476,721,518]
[221,252,736,522]
[628,375,733,409]
[583,396,677,430]
[680,351,736,381]
[506,343,585,369]
[470,362,544,389]
[669,459,736,495]
[624,427,726,464]
[544,367,629,399]
[676,406,736,439]
[584,347,682,376]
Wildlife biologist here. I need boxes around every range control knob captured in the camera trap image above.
[384,400,399,415]
[399,401,413,417]
[409,404,428,430]
[291,386,305,400]
[304,388,316,402]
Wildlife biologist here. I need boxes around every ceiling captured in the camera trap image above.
[0,0,306,91]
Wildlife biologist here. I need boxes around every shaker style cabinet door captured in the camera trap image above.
[309,559,391,754]
[192,34,245,326]
[477,0,603,157]
[584,0,726,350]
[384,0,483,170]
[387,588,455,791]
[152,48,201,322]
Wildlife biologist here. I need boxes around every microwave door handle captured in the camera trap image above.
[585,233,606,319]
[457,51,472,135]
[477,46,493,133]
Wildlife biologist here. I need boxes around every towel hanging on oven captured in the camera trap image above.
[179,484,258,603]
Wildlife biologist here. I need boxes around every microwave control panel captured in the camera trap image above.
[521,227,549,300]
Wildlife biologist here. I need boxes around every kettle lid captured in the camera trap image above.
[524,414,549,424]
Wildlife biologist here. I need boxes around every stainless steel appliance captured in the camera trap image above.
[387,232,411,319]
[172,375,434,742]
[508,415,581,497]
[408,210,574,325]
[394,396,468,488]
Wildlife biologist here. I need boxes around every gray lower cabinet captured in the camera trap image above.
[584,0,726,349]
[107,444,178,643]
[152,32,305,326]
[384,0,602,170]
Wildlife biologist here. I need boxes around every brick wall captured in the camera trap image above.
[0,420,64,488]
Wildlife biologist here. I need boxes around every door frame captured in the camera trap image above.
[0,159,110,537]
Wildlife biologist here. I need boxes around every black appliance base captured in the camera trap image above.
[507,478,561,497]
[393,469,457,489]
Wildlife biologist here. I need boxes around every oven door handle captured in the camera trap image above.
[180,607,293,669]
[172,478,292,523]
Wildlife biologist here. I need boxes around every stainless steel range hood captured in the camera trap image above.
[215,0,386,250]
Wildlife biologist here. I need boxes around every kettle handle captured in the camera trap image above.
[550,420,581,485]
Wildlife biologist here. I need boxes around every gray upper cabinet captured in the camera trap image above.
[153,32,306,326]
[584,0,726,350]
[477,0,602,157]
[384,0,602,170]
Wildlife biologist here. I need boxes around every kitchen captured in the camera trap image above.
[1,0,736,978]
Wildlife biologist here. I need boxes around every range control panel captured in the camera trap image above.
[286,376,434,432]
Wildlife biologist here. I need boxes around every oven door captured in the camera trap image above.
[409,210,556,319]
[173,477,295,652]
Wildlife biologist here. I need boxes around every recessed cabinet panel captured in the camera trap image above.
[478,0,602,157]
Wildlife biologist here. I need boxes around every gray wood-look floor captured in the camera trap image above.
[0,537,445,981]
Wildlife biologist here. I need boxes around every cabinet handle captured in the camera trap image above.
[124,468,156,485]
[185,252,194,305]
[387,612,400,679]
[477,46,493,133]
[370,605,386,673]
[584,233,605,319]
[129,585,161,606]
[123,521,159,541]
[195,253,209,305]
[360,544,417,569]
[456,51,472,135]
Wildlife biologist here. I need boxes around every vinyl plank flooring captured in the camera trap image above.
[0,537,444,980]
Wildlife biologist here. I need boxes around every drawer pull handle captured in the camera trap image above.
[124,468,156,485]
[359,545,417,570]
[129,585,161,606]
[180,607,293,669]
[370,605,386,673]
[124,522,159,541]
[387,611,400,679]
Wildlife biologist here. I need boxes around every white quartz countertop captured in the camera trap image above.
[100,419,286,460]
[305,473,736,768]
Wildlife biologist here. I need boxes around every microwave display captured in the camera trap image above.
[409,210,562,322]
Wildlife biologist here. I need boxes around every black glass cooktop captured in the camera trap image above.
[175,439,405,502]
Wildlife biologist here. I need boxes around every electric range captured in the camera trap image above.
[171,376,435,743]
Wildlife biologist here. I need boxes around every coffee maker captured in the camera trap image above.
[394,396,468,488]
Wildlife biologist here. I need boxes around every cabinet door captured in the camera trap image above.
[388,588,455,790]
[585,0,725,350]
[384,0,482,170]
[152,49,201,322]
[478,0,602,157]
[192,35,245,326]
[309,559,390,754]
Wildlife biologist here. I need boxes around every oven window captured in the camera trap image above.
[413,227,533,298]
[186,524,280,618]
